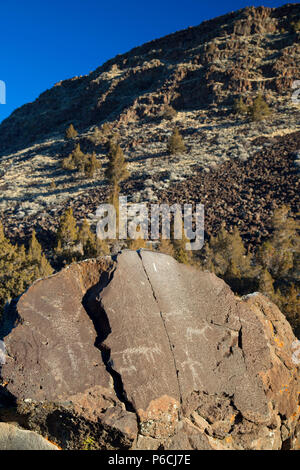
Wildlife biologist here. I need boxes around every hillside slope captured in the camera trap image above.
[0,4,299,244]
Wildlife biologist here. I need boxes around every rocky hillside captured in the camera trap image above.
[1,251,299,450]
[0,4,299,245]
[0,3,299,151]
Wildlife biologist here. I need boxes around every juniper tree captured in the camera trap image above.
[105,140,129,190]
[84,152,101,178]
[257,205,299,279]
[128,238,147,250]
[65,124,78,140]
[0,223,52,319]
[62,143,85,171]
[292,19,300,32]
[56,208,78,253]
[167,128,186,155]
[101,122,111,135]
[95,238,110,257]
[204,223,230,276]
[172,225,193,265]
[105,140,129,235]
[28,230,53,278]
[258,268,275,301]
[278,284,300,336]
[204,224,253,278]
[233,96,248,115]
[248,94,270,122]
[62,144,100,178]
[77,219,97,258]
[158,217,193,264]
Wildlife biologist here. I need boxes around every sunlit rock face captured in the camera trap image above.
[0,251,299,450]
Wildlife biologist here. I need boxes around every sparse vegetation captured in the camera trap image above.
[162,105,177,121]
[200,206,300,336]
[65,124,78,140]
[105,138,129,212]
[56,207,79,258]
[0,224,53,318]
[0,201,298,337]
[233,96,248,115]
[167,128,186,155]
[55,208,110,263]
[62,144,101,178]
[248,94,271,122]
[88,122,112,145]
[81,436,97,450]
[233,95,271,121]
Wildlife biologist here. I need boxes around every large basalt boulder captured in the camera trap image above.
[0,250,299,450]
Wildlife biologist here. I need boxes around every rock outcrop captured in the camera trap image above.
[0,4,299,153]
[0,423,60,450]
[0,4,299,246]
[0,251,299,450]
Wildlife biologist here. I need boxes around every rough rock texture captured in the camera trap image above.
[0,251,299,450]
[0,4,299,153]
[0,423,60,450]
[0,4,299,247]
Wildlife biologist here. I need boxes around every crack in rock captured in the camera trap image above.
[1,252,299,449]
[137,249,183,407]
[82,262,136,414]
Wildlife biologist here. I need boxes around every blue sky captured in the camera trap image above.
[0,0,289,123]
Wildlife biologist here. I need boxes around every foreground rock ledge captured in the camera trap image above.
[0,423,60,450]
[0,250,299,450]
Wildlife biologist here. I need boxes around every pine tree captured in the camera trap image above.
[167,128,186,155]
[65,124,78,140]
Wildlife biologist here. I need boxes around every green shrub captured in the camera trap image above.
[0,225,53,319]
[62,144,100,178]
[65,124,78,140]
[248,94,271,122]
[233,96,248,115]
[167,128,186,155]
